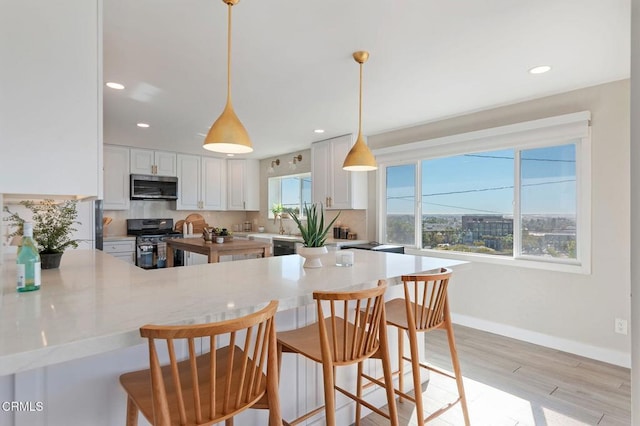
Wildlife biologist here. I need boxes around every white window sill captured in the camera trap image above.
[404,248,590,275]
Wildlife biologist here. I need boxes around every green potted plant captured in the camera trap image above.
[287,203,339,268]
[4,199,81,269]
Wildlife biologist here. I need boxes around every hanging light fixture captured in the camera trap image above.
[203,0,253,154]
[343,51,377,171]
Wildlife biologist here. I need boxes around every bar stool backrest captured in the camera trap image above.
[401,268,452,332]
[139,300,278,426]
[313,282,387,365]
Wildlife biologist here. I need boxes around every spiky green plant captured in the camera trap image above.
[287,203,340,247]
[4,200,81,254]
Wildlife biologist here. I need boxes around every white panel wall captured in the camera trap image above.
[369,80,632,366]
[629,0,639,421]
[0,0,101,198]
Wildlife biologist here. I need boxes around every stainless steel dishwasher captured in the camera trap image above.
[273,239,297,256]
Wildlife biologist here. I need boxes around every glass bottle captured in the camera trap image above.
[16,222,41,292]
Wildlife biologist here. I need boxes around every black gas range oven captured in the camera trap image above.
[127,218,184,269]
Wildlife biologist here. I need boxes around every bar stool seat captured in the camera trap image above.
[119,300,281,426]
[277,282,398,426]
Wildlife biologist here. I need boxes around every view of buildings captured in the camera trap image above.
[387,214,577,258]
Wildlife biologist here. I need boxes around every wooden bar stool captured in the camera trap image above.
[119,300,282,426]
[368,268,470,424]
[277,281,398,426]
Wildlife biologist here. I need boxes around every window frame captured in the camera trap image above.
[267,172,312,219]
[376,112,591,274]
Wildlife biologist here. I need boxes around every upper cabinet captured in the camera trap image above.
[103,146,130,210]
[176,154,226,211]
[227,159,259,211]
[311,134,367,210]
[130,149,177,176]
[0,0,101,198]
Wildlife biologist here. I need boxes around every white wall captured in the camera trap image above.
[629,0,639,421]
[369,80,631,366]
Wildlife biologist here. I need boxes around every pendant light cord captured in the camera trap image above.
[226,3,232,106]
[358,61,363,135]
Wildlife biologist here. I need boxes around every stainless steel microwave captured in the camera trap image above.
[130,174,178,200]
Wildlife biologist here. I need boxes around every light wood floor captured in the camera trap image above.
[360,325,631,425]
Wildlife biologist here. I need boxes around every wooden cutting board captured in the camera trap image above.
[185,213,207,234]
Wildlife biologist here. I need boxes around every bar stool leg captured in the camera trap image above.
[379,313,399,426]
[225,418,234,426]
[355,361,364,426]
[321,361,337,426]
[407,324,425,425]
[444,304,470,426]
[125,397,138,426]
[398,329,404,403]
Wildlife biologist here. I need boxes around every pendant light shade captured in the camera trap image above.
[343,51,377,171]
[203,0,253,154]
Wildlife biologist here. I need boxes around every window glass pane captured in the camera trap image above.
[268,173,311,218]
[421,149,514,256]
[520,144,576,259]
[385,164,416,245]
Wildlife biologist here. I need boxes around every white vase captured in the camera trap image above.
[297,246,328,268]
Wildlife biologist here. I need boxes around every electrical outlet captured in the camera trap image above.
[615,318,628,335]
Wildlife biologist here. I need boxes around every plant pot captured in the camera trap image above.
[40,252,63,269]
[297,246,327,268]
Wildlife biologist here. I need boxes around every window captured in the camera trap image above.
[268,173,311,218]
[378,112,590,272]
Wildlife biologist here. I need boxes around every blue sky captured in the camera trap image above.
[386,144,576,216]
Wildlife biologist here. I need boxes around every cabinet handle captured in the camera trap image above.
[243,201,246,210]
[328,197,332,207]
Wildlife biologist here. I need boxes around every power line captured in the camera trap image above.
[422,178,575,197]
[462,153,575,163]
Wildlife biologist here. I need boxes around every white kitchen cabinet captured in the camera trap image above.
[227,159,259,211]
[103,239,136,264]
[311,134,367,209]
[176,154,226,210]
[103,145,130,210]
[184,251,209,266]
[130,149,177,176]
[0,0,101,199]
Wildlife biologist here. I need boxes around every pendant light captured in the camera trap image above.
[343,51,377,171]
[203,0,253,154]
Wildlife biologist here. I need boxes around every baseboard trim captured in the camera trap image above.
[451,313,631,368]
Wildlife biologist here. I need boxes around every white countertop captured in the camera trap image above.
[0,249,466,375]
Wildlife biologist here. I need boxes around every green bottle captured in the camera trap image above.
[16,222,41,292]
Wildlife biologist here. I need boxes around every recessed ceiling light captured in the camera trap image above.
[197,133,208,137]
[529,65,551,74]
[314,129,325,134]
[137,123,150,128]
[226,153,234,157]
[106,82,125,90]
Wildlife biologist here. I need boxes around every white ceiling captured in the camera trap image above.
[103,0,630,160]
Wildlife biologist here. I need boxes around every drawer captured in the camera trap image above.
[110,252,136,264]
[103,240,136,254]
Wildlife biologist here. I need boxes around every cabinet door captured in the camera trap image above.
[103,146,130,210]
[0,0,100,198]
[154,151,177,176]
[311,141,330,206]
[202,157,225,210]
[130,149,154,175]
[227,160,246,210]
[328,134,354,210]
[176,154,201,210]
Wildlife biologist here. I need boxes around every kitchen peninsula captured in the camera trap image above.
[0,249,466,425]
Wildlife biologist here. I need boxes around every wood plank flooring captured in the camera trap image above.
[360,325,631,425]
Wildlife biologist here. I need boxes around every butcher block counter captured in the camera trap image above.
[165,237,271,265]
